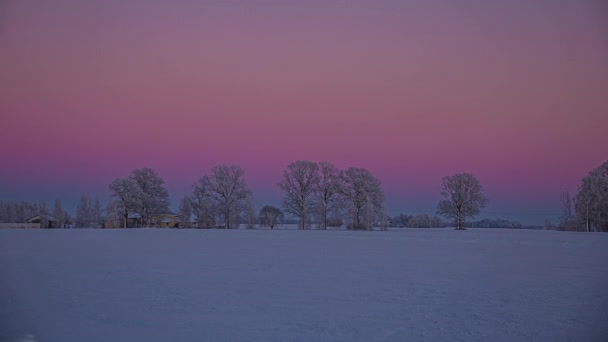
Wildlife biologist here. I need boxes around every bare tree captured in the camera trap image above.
[63,210,73,228]
[436,173,488,230]
[129,168,170,226]
[230,201,241,229]
[259,205,283,229]
[279,161,320,229]
[194,165,250,229]
[104,200,120,228]
[179,195,192,228]
[340,167,384,230]
[380,206,389,231]
[92,196,103,228]
[0,201,38,223]
[560,191,573,223]
[315,162,342,230]
[191,179,216,228]
[109,178,142,228]
[558,191,578,231]
[244,191,256,229]
[53,199,65,228]
[75,195,93,228]
[39,201,49,228]
[575,161,608,232]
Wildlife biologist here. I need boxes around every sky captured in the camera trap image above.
[1,0,607,224]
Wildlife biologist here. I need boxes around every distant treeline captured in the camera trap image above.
[2,159,607,232]
[0,200,72,228]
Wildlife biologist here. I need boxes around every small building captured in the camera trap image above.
[158,213,180,228]
[25,215,59,228]
[126,213,142,228]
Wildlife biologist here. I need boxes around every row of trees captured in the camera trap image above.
[0,200,71,228]
[388,213,447,228]
[177,161,386,230]
[9,162,608,232]
[2,165,491,230]
[559,161,608,232]
[279,161,385,230]
[0,201,43,223]
[74,195,104,228]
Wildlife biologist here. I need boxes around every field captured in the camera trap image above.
[1,228,607,341]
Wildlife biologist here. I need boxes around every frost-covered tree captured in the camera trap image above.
[558,191,579,231]
[39,201,49,228]
[109,178,142,228]
[63,210,73,227]
[129,168,170,226]
[279,161,320,229]
[191,179,216,228]
[179,195,192,228]
[575,161,608,232]
[436,173,488,230]
[244,191,256,229]
[193,165,250,229]
[258,205,283,229]
[0,201,41,224]
[104,200,121,228]
[315,162,342,230]
[340,167,384,230]
[93,196,103,228]
[230,201,241,229]
[0,202,6,222]
[53,199,65,228]
[380,206,389,231]
[75,195,94,228]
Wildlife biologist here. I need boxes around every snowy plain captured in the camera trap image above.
[1,228,607,342]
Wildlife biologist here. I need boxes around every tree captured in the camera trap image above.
[93,196,103,228]
[109,177,143,228]
[193,165,250,229]
[39,201,49,228]
[63,210,73,228]
[104,200,121,228]
[75,195,94,228]
[380,206,389,231]
[258,205,283,229]
[279,161,320,229]
[179,195,192,228]
[191,179,216,228]
[436,173,488,230]
[129,168,170,226]
[575,161,608,232]
[315,162,342,230]
[340,167,384,230]
[558,191,578,231]
[244,191,256,229]
[53,199,65,228]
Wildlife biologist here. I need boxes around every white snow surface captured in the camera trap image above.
[1,228,607,342]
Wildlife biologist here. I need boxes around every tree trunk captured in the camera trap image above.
[322,211,327,230]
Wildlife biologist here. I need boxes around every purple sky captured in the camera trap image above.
[1,0,607,224]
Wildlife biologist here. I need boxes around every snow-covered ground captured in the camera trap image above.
[1,228,607,342]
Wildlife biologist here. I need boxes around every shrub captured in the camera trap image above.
[347,223,368,230]
[326,217,343,227]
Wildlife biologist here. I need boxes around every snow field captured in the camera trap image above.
[1,228,607,341]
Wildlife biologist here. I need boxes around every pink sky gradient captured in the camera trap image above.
[1,0,607,223]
